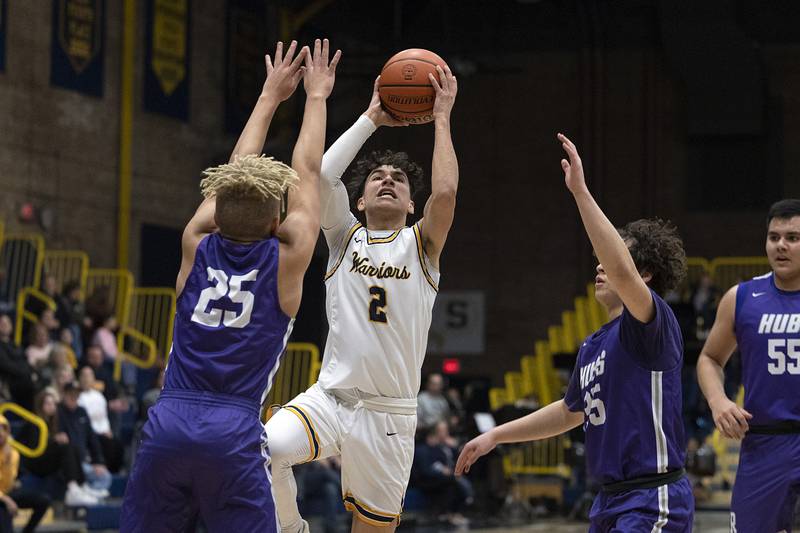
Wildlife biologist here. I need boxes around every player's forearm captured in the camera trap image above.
[697,353,729,406]
[430,117,459,199]
[229,95,280,162]
[572,189,639,285]
[289,96,326,215]
[321,114,377,186]
[491,400,581,444]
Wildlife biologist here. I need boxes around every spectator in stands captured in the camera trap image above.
[57,382,111,495]
[412,421,472,527]
[691,274,720,340]
[55,281,86,359]
[38,343,70,388]
[52,366,75,399]
[77,366,123,472]
[90,316,135,387]
[0,413,51,533]
[417,373,450,432]
[83,345,129,434]
[0,313,35,410]
[446,386,467,437]
[19,388,99,506]
[38,309,59,343]
[24,324,52,370]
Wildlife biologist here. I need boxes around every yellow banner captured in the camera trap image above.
[151,0,187,95]
[57,0,101,74]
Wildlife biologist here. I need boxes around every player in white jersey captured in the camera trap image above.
[266,66,458,532]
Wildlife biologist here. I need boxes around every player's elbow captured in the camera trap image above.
[429,188,457,212]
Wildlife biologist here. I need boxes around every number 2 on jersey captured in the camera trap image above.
[191,267,258,329]
[369,286,388,323]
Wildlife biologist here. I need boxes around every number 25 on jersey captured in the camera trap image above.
[191,267,258,329]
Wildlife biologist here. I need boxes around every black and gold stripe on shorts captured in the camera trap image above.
[324,222,362,281]
[412,223,438,291]
[343,493,398,526]
[284,405,320,463]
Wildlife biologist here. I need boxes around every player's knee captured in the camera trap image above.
[265,409,308,467]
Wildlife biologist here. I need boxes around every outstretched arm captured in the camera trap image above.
[229,41,306,161]
[455,400,582,475]
[278,39,340,317]
[559,133,654,323]
[320,77,407,242]
[176,42,306,297]
[697,286,752,439]
[420,65,458,269]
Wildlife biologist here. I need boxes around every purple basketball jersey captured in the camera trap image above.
[164,233,293,404]
[565,290,686,484]
[735,272,800,426]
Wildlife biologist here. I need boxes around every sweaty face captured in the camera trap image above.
[358,165,413,219]
[766,216,800,281]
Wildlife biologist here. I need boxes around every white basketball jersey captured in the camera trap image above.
[318,214,440,399]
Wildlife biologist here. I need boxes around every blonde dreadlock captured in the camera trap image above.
[200,154,299,200]
[201,154,299,241]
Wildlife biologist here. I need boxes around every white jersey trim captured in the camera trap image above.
[650,371,670,532]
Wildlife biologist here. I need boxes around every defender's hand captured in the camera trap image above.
[455,431,497,475]
[364,76,408,127]
[303,38,341,100]
[558,133,589,195]
[262,41,307,102]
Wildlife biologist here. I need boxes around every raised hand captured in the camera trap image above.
[429,64,457,121]
[709,397,753,440]
[303,38,341,100]
[262,41,307,102]
[364,76,408,127]
[558,133,588,195]
[454,432,497,475]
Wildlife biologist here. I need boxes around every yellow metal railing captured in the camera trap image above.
[489,387,508,412]
[262,343,320,421]
[503,434,572,478]
[86,269,134,328]
[113,327,159,381]
[43,250,90,297]
[0,403,48,458]
[127,288,176,362]
[0,234,45,307]
[710,257,771,292]
[14,288,56,346]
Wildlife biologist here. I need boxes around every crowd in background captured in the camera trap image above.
[0,274,162,531]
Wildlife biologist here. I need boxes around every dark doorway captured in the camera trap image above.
[140,224,182,288]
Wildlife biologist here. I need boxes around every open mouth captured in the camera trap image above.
[377,189,397,199]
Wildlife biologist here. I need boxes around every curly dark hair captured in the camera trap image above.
[347,150,425,206]
[617,218,687,296]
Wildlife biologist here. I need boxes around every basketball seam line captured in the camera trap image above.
[381,57,443,71]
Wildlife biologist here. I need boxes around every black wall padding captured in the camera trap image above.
[658,0,765,136]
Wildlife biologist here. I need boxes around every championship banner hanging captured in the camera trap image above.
[0,0,7,72]
[145,0,191,120]
[225,0,267,134]
[50,0,105,96]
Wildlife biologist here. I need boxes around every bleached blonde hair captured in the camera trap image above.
[200,154,299,201]
[200,154,299,240]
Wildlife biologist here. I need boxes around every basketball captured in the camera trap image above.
[379,49,449,124]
